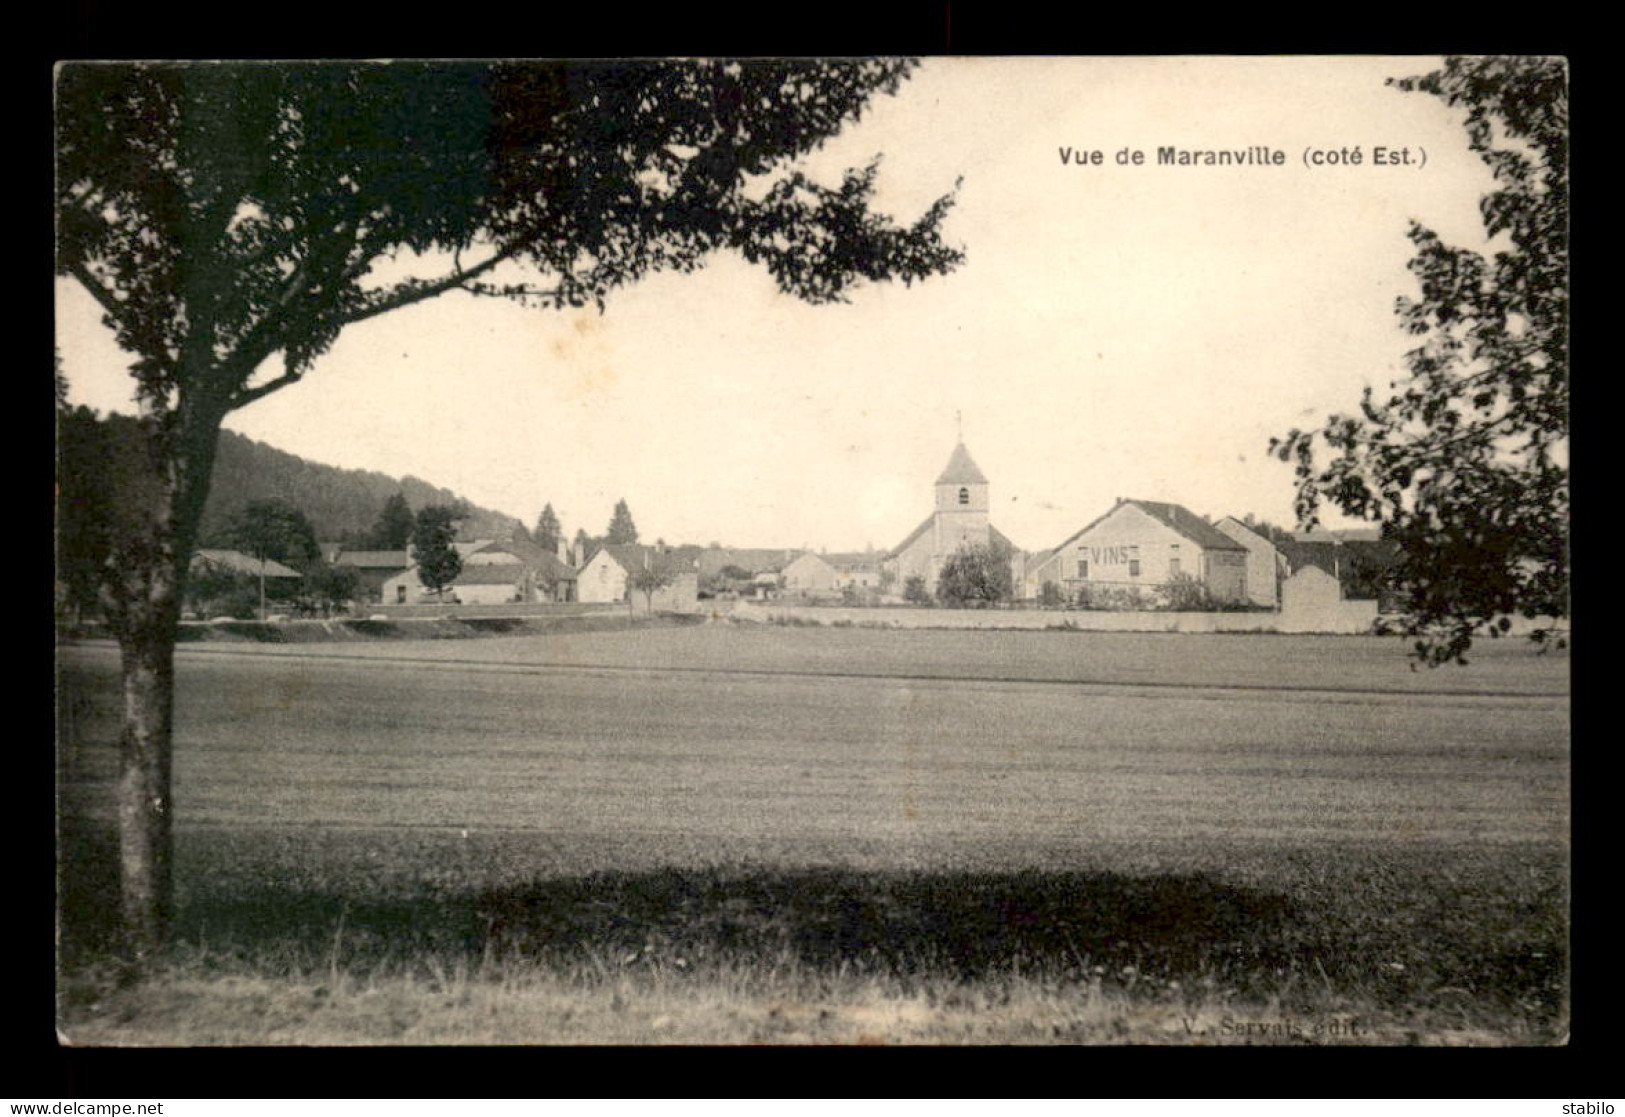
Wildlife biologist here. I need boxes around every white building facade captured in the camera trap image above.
[1028,499,1250,605]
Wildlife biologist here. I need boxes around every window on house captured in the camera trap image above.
[958,487,969,505]
[1129,560,1141,578]
[1076,560,1088,579]
[1169,557,1181,577]
[396,585,406,603]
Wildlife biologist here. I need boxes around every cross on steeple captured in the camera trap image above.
[955,410,962,442]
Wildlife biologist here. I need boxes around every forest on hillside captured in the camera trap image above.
[197,430,521,544]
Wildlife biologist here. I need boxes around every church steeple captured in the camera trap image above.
[933,439,990,536]
[935,441,989,487]
[884,432,998,596]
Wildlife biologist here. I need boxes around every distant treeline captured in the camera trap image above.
[157,426,519,545]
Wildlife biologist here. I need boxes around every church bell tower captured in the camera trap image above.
[933,441,990,557]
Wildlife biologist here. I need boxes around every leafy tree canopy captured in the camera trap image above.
[935,541,1014,607]
[412,504,464,595]
[368,493,415,550]
[605,498,638,545]
[535,503,562,554]
[57,60,961,426]
[1273,56,1567,665]
[54,57,963,968]
[226,497,320,571]
[302,563,360,613]
[628,562,675,609]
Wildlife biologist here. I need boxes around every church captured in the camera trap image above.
[884,440,1021,596]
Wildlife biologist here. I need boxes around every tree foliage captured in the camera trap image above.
[226,498,320,571]
[55,58,962,967]
[535,503,562,555]
[183,560,258,619]
[902,574,930,605]
[411,504,464,597]
[300,563,360,615]
[628,562,675,611]
[56,404,113,618]
[369,493,415,550]
[935,542,1013,607]
[1159,571,1216,612]
[605,499,639,545]
[1272,56,1567,665]
[57,60,960,423]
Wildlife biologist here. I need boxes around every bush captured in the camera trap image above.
[902,575,931,605]
[935,542,1013,607]
[1038,581,1065,608]
[1159,572,1216,612]
[1074,584,1148,612]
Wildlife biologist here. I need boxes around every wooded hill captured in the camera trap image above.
[197,429,522,545]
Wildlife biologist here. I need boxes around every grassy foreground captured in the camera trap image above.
[58,825,1566,1046]
[57,630,1567,1045]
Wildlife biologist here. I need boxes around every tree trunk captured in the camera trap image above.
[115,618,176,972]
[95,394,224,976]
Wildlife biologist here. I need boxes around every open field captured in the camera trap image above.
[56,627,1569,1044]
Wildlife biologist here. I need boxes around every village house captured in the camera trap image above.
[186,549,303,616]
[1026,498,1250,605]
[826,552,885,590]
[780,551,838,595]
[1276,528,1400,609]
[191,548,304,582]
[379,538,577,605]
[577,543,700,612]
[317,545,411,604]
[1211,517,1290,609]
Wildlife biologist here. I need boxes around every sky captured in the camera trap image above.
[55,57,1499,554]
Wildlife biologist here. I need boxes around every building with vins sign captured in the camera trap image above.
[1026,498,1250,605]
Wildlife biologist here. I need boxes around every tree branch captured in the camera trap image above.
[225,359,304,411]
[68,260,127,328]
[336,241,531,329]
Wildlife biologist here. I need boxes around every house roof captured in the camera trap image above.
[1129,500,1247,551]
[1046,499,1249,556]
[461,538,577,581]
[1211,518,1280,550]
[590,543,698,576]
[334,550,410,569]
[935,442,988,485]
[193,549,302,578]
[1278,538,1399,577]
[886,515,935,560]
[451,564,529,586]
[698,548,800,577]
[886,517,1017,561]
